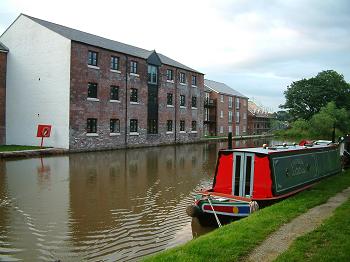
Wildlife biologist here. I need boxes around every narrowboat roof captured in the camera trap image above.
[221,142,336,155]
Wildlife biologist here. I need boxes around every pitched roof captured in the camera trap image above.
[204,79,248,98]
[248,101,273,118]
[21,14,201,74]
[0,42,8,52]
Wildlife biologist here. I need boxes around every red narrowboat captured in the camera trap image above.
[187,140,341,225]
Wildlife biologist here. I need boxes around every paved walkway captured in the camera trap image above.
[246,186,350,262]
[0,148,68,159]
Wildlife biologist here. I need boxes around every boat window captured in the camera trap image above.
[245,156,252,196]
[234,155,241,195]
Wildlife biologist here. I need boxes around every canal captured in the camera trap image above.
[0,138,279,261]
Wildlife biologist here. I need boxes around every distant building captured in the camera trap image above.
[247,101,273,135]
[204,79,248,136]
[0,14,204,150]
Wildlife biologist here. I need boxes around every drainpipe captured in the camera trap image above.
[125,55,128,147]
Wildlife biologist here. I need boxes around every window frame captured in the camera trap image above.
[191,120,197,131]
[191,96,197,108]
[180,95,186,107]
[110,85,119,101]
[148,119,158,134]
[167,120,173,132]
[130,119,138,133]
[166,69,173,81]
[110,118,120,133]
[110,56,120,70]
[87,118,97,133]
[148,65,158,84]
[130,88,138,103]
[130,61,138,74]
[191,75,197,86]
[88,82,98,99]
[179,72,186,84]
[88,51,98,66]
[167,93,173,106]
[180,120,185,132]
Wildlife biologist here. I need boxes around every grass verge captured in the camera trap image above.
[275,197,350,261]
[0,145,46,152]
[143,170,350,262]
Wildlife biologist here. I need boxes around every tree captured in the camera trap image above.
[280,70,350,120]
[309,102,350,138]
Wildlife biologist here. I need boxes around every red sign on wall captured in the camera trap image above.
[37,125,52,138]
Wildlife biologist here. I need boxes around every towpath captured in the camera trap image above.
[246,186,350,262]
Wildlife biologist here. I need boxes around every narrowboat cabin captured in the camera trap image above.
[187,141,341,224]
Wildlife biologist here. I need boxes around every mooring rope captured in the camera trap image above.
[207,197,222,227]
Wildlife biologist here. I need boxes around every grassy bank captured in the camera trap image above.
[0,145,45,152]
[144,171,350,262]
[275,197,350,261]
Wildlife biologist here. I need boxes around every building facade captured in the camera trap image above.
[247,101,273,135]
[0,14,204,150]
[204,79,248,137]
[0,43,8,144]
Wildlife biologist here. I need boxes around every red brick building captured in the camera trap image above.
[0,14,204,150]
[0,42,8,145]
[204,79,248,136]
[247,101,273,135]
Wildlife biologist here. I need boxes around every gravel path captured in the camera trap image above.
[246,186,350,262]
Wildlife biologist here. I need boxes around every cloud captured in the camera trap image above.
[0,0,349,111]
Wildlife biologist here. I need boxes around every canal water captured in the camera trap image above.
[0,138,280,261]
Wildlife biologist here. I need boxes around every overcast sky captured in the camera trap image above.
[1,0,349,111]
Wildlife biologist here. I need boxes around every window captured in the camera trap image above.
[167,120,173,132]
[236,97,240,109]
[228,97,233,108]
[180,120,185,131]
[228,126,232,133]
[191,121,197,131]
[110,119,120,133]
[148,119,158,134]
[243,112,247,120]
[179,72,186,83]
[243,99,247,107]
[220,110,223,118]
[87,118,97,133]
[192,75,197,86]
[130,119,138,132]
[167,93,173,106]
[130,88,138,102]
[243,125,247,133]
[236,111,240,123]
[192,96,197,108]
[228,111,233,123]
[130,61,138,74]
[220,94,224,102]
[88,83,98,98]
[88,51,98,66]
[110,56,119,70]
[110,86,119,100]
[220,126,223,133]
[205,108,209,121]
[166,69,173,81]
[148,65,158,84]
[180,95,186,107]
[236,125,240,136]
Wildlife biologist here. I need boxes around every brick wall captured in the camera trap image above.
[209,92,248,137]
[0,52,7,144]
[69,42,204,150]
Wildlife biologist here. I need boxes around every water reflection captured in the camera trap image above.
[0,138,278,261]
